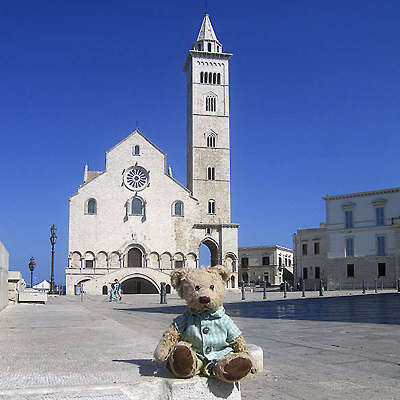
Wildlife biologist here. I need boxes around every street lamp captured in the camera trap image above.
[49,224,57,294]
[28,257,36,288]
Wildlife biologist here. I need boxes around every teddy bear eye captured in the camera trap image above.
[210,285,214,290]
[195,285,201,291]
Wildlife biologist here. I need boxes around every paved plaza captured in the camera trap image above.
[0,290,399,399]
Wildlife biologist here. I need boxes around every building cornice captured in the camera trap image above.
[323,187,400,201]
[183,50,232,72]
[239,245,293,252]
[193,223,240,229]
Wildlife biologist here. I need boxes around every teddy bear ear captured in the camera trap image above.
[211,265,230,282]
[170,269,189,290]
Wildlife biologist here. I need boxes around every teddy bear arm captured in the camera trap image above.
[229,335,249,354]
[153,323,180,362]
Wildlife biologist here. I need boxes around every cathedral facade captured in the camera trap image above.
[65,14,239,295]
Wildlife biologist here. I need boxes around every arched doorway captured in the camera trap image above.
[198,239,219,267]
[74,278,90,295]
[231,275,235,288]
[121,277,158,294]
[102,285,108,295]
[128,248,143,268]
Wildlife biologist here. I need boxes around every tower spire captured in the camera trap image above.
[192,13,222,53]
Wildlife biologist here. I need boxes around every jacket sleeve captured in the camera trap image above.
[225,316,242,343]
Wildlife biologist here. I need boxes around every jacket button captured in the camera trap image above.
[203,327,210,334]
[205,346,212,354]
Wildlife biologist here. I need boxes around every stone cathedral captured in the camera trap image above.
[65,14,239,295]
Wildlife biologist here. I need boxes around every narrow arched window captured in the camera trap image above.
[200,71,203,83]
[207,134,216,148]
[132,197,144,215]
[87,198,97,215]
[198,43,201,51]
[173,201,184,216]
[217,73,221,85]
[206,95,216,112]
[208,43,212,52]
[208,199,216,214]
[213,73,216,84]
[207,166,215,180]
[133,145,140,155]
[204,72,208,84]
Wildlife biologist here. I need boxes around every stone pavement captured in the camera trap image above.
[0,290,399,399]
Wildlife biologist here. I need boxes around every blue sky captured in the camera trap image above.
[1,1,399,285]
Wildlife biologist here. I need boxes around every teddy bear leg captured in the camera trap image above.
[167,341,198,378]
[214,352,253,383]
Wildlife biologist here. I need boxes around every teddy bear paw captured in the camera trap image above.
[168,343,197,378]
[216,354,253,383]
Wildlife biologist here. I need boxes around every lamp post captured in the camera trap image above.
[49,224,57,294]
[28,257,36,288]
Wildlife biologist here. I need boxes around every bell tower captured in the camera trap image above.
[184,14,232,224]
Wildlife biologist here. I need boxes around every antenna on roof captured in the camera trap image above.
[205,0,208,14]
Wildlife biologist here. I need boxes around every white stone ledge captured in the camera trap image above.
[18,290,47,303]
[0,345,263,400]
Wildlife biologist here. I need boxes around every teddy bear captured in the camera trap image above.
[153,265,254,383]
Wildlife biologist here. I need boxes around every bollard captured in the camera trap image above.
[283,281,287,298]
[375,279,378,294]
[160,282,167,304]
[319,279,324,296]
[302,279,305,297]
[241,284,245,300]
[362,280,365,294]
[262,280,267,300]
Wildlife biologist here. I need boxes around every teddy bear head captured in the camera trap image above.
[170,265,230,313]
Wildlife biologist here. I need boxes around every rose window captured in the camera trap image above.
[123,166,148,191]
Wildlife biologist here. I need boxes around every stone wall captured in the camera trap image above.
[0,241,9,312]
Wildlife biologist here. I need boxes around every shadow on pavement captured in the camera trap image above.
[115,293,400,325]
[113,359,237,397]
[112,358,173,378]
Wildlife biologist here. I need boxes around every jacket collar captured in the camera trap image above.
[190,306,225,320]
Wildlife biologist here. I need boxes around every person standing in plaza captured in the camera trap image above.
[114,279,122,300]
[109,283,118,302]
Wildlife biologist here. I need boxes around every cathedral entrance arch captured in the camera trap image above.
[121,276,158,294]
[199,239,219,267]
[127,248,143,268]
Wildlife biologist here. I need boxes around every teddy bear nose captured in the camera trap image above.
[199,296,210,304]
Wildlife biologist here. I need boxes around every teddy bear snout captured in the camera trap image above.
[199,296,210,304]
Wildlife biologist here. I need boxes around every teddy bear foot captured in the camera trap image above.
[167,342,197,378]
[215,353,253,383]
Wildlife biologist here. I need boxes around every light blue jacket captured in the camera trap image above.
[173,306,241,360]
